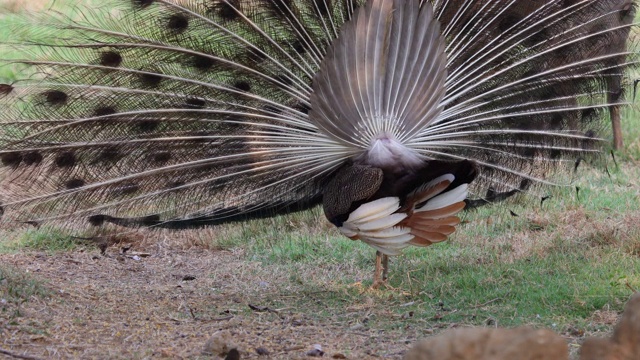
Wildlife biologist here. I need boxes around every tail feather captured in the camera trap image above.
[0,0,636,232]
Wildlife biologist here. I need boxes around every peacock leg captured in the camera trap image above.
[372,251,388,289]
[382,254,389,282]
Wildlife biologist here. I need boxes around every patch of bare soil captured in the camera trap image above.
[0,245,425,359]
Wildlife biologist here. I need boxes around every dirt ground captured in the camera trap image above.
[0,239,626,360]
[0,243,436,359]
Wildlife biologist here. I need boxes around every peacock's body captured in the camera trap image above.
[0,0,637,285]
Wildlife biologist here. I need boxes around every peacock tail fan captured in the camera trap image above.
[0,0,637,234]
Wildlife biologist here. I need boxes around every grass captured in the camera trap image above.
[200,185,640,331]
[620,105,640,160]
[0,2,639,358]
[0,264,51,317]
[142,149,639,335]
[159,121,640,343]
[0,227,83,252]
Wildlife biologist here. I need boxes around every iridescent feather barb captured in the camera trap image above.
[0,0,637,283]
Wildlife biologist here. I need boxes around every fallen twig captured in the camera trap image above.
[626,282,637,293]
[248,304,280,313]
[471,297,502,309]
[0,348,43,360]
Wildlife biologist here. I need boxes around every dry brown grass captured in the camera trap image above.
[0,244,418,359]
[454,207,640,265]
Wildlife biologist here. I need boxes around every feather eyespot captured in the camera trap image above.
[167,181,185,190]
[94,107,117,117]
[23,152,43,166]
[0,84,13,96]
[153,152,172,163]
[139,72,163,88]
[99,51,123,67]
[65,178,86,189]
[1,152,22,167]
[44,90,68,105]
[55,152,76,168]
[233,81,252,92]
[192,55,216,70]
[167,14,189,33]
[292,40,307,55]
[218,0,240,20]
[184,98,206,109]
[138,120,159,132]
[132,0,154,9]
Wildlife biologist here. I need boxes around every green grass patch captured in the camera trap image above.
[221,214,639,329]
[188,145,640,332]
[0,264,51,317]
[620,104,640,160]
[397,246,637,325]
[0,227,80,253]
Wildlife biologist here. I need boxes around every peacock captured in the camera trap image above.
[0,0,637,287]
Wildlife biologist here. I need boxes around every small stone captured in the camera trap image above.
[306,344,325,357]
[255,347,270,356]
